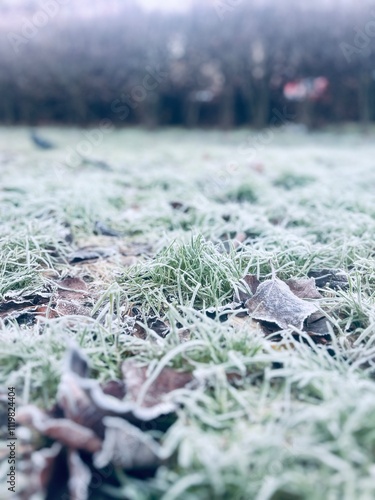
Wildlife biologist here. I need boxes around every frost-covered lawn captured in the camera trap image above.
[1,126,375,499]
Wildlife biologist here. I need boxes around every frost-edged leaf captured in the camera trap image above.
[57,372,107,438]
[0,289,51,321]
[233,274,260,304]
[308,268,349,290]
[122,359,195,409]
[305,311,332,337]
[246,277,318,330]
[15,346,200,496]
[101,380,126,399]
[19,443,63,498]
[94,417,162,474]
[77,377,178,430]
[68,450,92,500]
[127,308,170,338]
[285,278,322,299]
[56,277,89,300]
[205,302,241,322]
[0,277,93,323]
[57,347,186,433]
[17,405,102,453]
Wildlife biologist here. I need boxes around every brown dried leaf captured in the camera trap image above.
[57,372,108,439]
[55,299,91,317]
[17,405,102,453]
[16,346,193,498]
[56,277,88,300]
[233,274,260,303]
[285,278,322,299]
[246,277,318,330]
[305,311,332,337]
[0,277,92,323]
[18,443,63,499]
[122,359,195,409]
[101,380,126,399]
[57,348,181,432]
[0,290,51,320]
[50,277,92,318]
[77,377,178,430]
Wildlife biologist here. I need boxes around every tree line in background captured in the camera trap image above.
[1,0,375,129]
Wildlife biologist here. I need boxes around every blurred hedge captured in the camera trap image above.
[1,0,375,128]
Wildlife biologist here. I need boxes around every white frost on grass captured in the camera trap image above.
[1,126,375,499]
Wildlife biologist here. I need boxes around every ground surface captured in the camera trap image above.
[1,126,375,499]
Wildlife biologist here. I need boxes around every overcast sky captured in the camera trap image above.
[137,0,194,12]
[0,0,359,15]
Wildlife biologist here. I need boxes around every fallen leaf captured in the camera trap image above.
[57,348,184,430]
[285,278,322,299]
[69,246,117,264]
[205,303,241,322]
[246,277,318,330]
[56,277,88,300]
[305,311,332,336]
[94,417,162,475]
[126,308,170,338]
[67,450,92,500]
[101,380,127,400]
[0,290,52,320]
[17,405,102,453]
[41,277,92,319]
[122,359,195,409]
[18,443,65,499]
[15,346,198,498]
[308,268,349,290]
[55,299,91,317]
[233,274,260,304]
[0,278,94,323]
[57,372,110,440]
[145,317,170,338]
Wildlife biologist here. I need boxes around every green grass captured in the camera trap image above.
[120,235,246,313]
[1,126,375,499]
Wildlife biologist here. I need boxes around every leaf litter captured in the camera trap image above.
[230,272,334,341]
[2,130,374,499]
[0,276,93,323]
[16,346,197,499]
